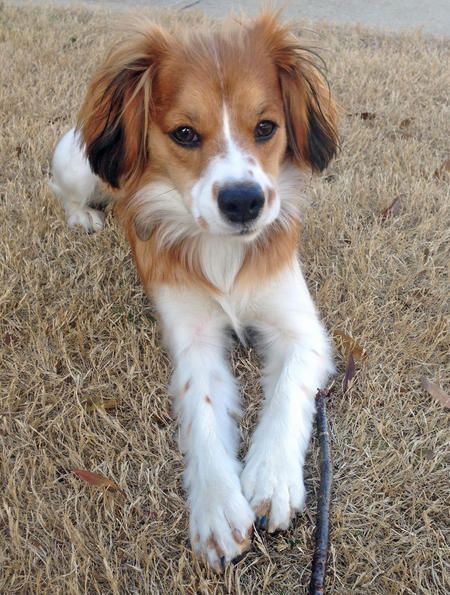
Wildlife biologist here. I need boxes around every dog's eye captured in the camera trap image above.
[254,120,277,142]
[170,126,201,148]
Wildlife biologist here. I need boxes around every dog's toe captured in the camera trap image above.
[190,485,254,572]
[67,207,105,233]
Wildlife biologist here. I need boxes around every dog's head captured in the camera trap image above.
[78,12,338,242]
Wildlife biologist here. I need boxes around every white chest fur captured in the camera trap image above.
[197,235,245,294]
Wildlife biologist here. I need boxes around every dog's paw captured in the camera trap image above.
[67,207,105,233]
[189,483,254,573]
[241,447,305,533]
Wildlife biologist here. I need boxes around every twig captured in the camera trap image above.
[179,0,202,10]
[309,383,334,595]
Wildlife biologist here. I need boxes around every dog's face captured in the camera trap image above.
[148,48,286,239]
[79,13,338,241]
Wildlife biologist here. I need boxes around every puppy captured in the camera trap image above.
[51,11,337,572]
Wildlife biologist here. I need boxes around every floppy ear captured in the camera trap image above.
[78,25,170,189]
[251,13,338,172]
[280,57,338,172]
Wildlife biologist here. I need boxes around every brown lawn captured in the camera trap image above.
[1,4,449,593]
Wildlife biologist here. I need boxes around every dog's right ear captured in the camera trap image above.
[78,24,170,189]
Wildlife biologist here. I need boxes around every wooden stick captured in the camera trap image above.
[309,384,334,595]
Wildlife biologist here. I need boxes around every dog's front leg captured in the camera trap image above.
[154,285,254,571]
[241,263,334,532]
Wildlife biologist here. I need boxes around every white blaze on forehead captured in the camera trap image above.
[218,106,274,196]
[221,105,248,177]
[222,106,236,151]
[219,104,269,190]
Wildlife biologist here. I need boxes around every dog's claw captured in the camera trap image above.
[256,515,267,530]
[212,560,223,574]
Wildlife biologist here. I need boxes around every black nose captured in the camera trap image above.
[217,183,265,224]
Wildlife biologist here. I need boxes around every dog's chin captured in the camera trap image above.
[194,213,276,241]
[196,221,265,243]
[231,227,263,242]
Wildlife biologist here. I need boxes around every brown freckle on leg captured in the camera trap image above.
[247,156,257,165]
[212,182,220,201]
[197,216,208,230]
[247,169,254,177]
[205,395,212,404]
[207,534,223,557]
[183,379,192,394]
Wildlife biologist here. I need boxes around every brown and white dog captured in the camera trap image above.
[50,12,337,572]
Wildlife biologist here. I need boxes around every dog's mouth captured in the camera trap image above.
[238,225,254,236]
[231,225,262,241]
[194,214,261,239]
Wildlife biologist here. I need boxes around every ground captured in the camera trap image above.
[11,0,450,35]
[0,3,449,594]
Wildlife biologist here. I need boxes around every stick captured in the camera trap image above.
[309,384,334,595]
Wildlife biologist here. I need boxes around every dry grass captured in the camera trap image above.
[1,3,449,593]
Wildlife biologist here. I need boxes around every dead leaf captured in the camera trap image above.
[3,332,15,346]
[399,118,413,129]
[342,352,356,392]
[348,112,376,121]
[323,174,337,183]
[421,378,450,408]
[380,196,402,220]
[73,469,123,492]
[433,159,450,180]
[333,330,367,360]
[84,398,120,413]
[47,115,65,125]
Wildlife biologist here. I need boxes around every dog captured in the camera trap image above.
[50,11,338,572]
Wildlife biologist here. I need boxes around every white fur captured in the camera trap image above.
[131,182,198,247]
[240,263,335,530]
[153,257,334,567]
[154,285,254,569]
[190,105,279,235]
[50,128,104,232]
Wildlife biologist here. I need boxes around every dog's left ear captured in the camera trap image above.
[251,13,339,172]
[78,24,171,189]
